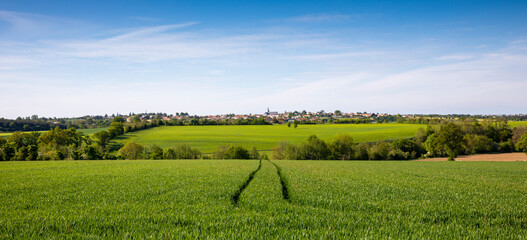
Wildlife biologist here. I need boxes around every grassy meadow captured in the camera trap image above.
[111,124,423,153]
[1,160,526,238]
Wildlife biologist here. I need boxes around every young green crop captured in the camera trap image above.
[0,160,258,238]
[2,160,526,238]
[111,123,423,154]
[275,160,527,238]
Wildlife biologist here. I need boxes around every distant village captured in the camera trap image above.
[118,108,392,124]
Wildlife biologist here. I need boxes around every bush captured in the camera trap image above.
[148,145,164,160]
[512,126,527,144]
[515,134,527,153]
[463,134,494,154]
[391,139,425,159]
[498,141,515,153]
[329,134,354,160]
[118,142,144,160]
[214,145,250,159]
[368,142,391,160]
[163,145,201,159]
[354,143,370,160]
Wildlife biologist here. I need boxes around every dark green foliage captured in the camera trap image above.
[423,133,444,157]
[368,141,391,160]
[149,145,164,160]
[249,146,260,160]
[391,139,425,159]
[83,145,101,160]
[328,134,354,160]
[169,145,202,159]
[92,131,111,151]
[118,142,144,160]
[463,134,495,154]
[498,140,515,153]
[516,134,527,153]
[438,123,465,160]
[224,145,251,159]
[214,145,251,159]
[354,142,370,160]
[108,122,124,138]
[512,126,527,144]
[3,132,41,160]
[486,122,512,143]
[301,135,331,160]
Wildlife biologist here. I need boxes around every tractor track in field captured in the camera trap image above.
[268,160,291,202]
[231,160,262,205]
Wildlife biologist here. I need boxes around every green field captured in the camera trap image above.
[112,124,423,153]
[509,121,527,128]
[0,127,108,138]
[1,160,525,238]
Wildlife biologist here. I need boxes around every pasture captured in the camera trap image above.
[111,124,423,153]
[1,160,526,238]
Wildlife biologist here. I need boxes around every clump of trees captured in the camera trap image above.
[115,142,203,160]
[213,145,266,160]
[271,121,527,161]
[272,134,425,160]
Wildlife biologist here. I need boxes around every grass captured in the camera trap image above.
[0,127,108,138]
[1,160,525,238]
[509,121,527,128]
[111,124,423,153]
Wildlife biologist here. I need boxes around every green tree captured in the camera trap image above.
[329,134,354,160]
[83,145,101,160]
[92,131,111,151]
[118,142,144,160]
[293,120,298,129]
[224,145,250,159]
[438,123,465,160]
[515,134,527,154]
[249,146,260,159]
[149,145,163,159]
[163,147,177,159]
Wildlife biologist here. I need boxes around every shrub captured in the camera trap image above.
[368,142,391,160]
[512,126,527,144]
[354,143,370,160]
[148,145,164,160]
[463,134,494,154]
[515,134,527,153]
[329,134,354,160]
[498,140,515,153]
[249,146,260,160]
[391,139,425,159]
[118,142,144,160]
[214,145,250,159]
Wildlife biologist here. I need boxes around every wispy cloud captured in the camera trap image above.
[1,10,527,117]
[434,55,473,61]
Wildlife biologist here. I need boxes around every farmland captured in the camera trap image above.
[1,160,526,238]
[111,124,423,153]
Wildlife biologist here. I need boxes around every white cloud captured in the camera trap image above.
[434,55,473,61]
[1,10,527,117]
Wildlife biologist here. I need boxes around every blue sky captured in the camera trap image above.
[1,0,526,118]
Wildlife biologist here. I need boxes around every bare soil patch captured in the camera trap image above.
[416,152,527,162]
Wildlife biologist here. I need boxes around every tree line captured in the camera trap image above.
[273,121,527,160]
[2,119,527,161]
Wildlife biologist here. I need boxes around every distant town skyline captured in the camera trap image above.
[1,0,527,118]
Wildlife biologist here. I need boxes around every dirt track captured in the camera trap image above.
[415,152,527,161]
